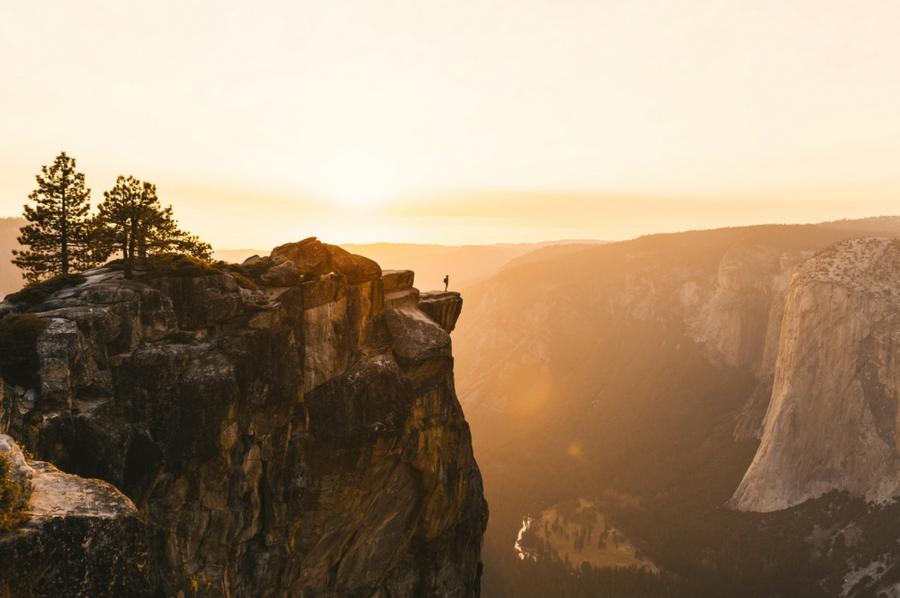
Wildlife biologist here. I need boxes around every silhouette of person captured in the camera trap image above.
[443,274,449,292]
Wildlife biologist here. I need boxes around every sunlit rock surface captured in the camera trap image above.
[732,238,900,511]
[0,434,151,597]
[0,241,486,597]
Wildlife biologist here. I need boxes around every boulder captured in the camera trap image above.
[382,270,415,292]
[260,259,304,287]
[271,237,330,275]
[241,255,263,267]
[384,307,452,366]
[418,291,464,332]
[271,238,382,284]
[325,244,382,284]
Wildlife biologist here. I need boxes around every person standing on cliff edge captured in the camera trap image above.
[443,274,449,291]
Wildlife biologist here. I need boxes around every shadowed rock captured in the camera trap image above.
[419,291,464,332]
[260,258,303,286]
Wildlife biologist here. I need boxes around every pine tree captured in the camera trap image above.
[94,176,212,278]
[136,202,212,260]
[12,152,97,282]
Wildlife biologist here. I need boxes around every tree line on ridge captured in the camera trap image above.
[12,151,210,282]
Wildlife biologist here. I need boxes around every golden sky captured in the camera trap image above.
[2,1,900,247]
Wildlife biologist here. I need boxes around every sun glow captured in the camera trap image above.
[318,183,390,208]
[3,1,900,247]
[307,150,406,208]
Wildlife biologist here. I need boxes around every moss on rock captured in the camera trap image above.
[0,454,27,531]
[5,273,86,306]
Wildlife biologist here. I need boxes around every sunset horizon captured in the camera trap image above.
[4,1,900,247]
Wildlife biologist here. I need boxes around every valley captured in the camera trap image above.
[451,217,900,596]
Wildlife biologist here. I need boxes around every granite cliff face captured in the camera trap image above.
[732,238,900,512]
[0,238,487,597]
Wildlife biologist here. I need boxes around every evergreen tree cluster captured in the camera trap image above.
[12,152,211,282]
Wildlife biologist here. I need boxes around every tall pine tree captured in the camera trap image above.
[94,176,211,278]
[12,152,97,282]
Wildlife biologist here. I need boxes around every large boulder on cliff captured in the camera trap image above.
[271,237,382,284]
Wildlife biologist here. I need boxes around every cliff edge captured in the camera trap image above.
[0,237,486,596]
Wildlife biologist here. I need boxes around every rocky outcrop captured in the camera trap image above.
[0,434,151,597]
[271,237,382,284]
[419,292,463,333]
[732,238,900,512]
[0,241,486,597]
[383,270,420,311]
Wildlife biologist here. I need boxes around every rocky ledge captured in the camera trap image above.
[419,291,464,333]
[0,237,486,597]
[0,434,151,597]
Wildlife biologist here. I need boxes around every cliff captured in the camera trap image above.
[0,237,487,597]
[732,238,900,512]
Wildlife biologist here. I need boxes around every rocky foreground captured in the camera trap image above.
[0,434,150,596]
[0,237,487,597]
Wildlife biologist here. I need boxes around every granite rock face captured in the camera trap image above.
[0,434,152,597]
[419,291,464,333]
[0,242,486,597]
[732,238,900,512]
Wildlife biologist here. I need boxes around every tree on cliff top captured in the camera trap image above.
[12,152,99,282]
[94,175,211,278]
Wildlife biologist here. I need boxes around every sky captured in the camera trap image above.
[2,0,900,247]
